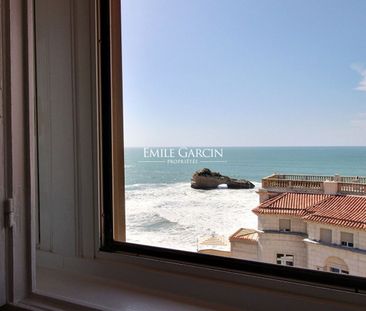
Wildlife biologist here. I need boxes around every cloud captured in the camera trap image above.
[351,64,366,91]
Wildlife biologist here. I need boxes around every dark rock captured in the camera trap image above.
[191,168,255,190]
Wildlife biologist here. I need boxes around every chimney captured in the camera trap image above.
[257,188,270,203]
[323,180,338,195]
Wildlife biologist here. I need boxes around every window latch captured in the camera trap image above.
[4,198,15,228]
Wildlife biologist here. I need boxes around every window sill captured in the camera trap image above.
[263,230,308,237]
[33,249,366,311]
[305,239,364,254]
[24,267,211,311]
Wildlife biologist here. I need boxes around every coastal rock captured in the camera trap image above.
[191,168,255,190]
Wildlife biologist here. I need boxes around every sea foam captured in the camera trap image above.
[125,182,260,251]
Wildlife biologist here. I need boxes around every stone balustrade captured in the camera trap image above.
[261,174,366,195]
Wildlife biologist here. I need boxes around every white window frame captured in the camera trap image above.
[1,0,37,305]
[340,232,354,248]
[329,267,349,275]
[0,1,6,302]
[276,254,294,266]
[3,0,366,310]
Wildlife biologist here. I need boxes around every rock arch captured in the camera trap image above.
[191,168,255,190]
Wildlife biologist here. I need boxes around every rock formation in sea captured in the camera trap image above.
[191,168,255,190]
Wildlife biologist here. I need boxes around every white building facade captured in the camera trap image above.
[230,175,366,277]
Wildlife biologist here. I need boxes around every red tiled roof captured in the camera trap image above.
[229,228,259,243]
[253,193,332,216]
[303,196,366,230]
[253,193,366,230]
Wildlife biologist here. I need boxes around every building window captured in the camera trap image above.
[324,256,349,275]
[319,228,332,244]
[340,232,354,248]
[279,219,291,232]
[330,267,340,273]
[330,267,349,275]
[276,254,294,266]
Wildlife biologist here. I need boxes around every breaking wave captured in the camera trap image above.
[125,182,260,251]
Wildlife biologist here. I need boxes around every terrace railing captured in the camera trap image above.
[337,182,366,195]
[268,174,334,182]
[262,178,324,193]
[262,174,366,195]
[338,176,366,184]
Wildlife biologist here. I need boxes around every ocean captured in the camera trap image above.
[124,147,366,251]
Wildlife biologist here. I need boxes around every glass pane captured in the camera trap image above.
[330,267,340,273]
[341,232,353,243]
[340,232,354,248]
[121,0,366,278]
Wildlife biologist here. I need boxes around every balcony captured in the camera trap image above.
[261,174,366,195]
[304,238,366,254]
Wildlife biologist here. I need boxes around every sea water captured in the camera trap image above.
[125,147,366,251]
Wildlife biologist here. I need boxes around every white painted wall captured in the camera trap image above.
[230,232,307,268]
[234,218,366,274]
[231,242,258,261]
[307,242,366,277]
[307,222,366,250]
[258,215,307,233]
[258,233,307,268]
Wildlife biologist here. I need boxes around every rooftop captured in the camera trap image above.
[253,193,331,217]
[229,228,259,243]
[197,234,230,252]
[261,174,366,196]
[303,195,366,230]
[253,193,366,230]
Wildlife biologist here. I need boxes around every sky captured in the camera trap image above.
[121,0,366,147]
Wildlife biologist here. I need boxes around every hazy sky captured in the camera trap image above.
[121,0,366,147]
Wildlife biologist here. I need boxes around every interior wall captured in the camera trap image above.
[35,0,96,259]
